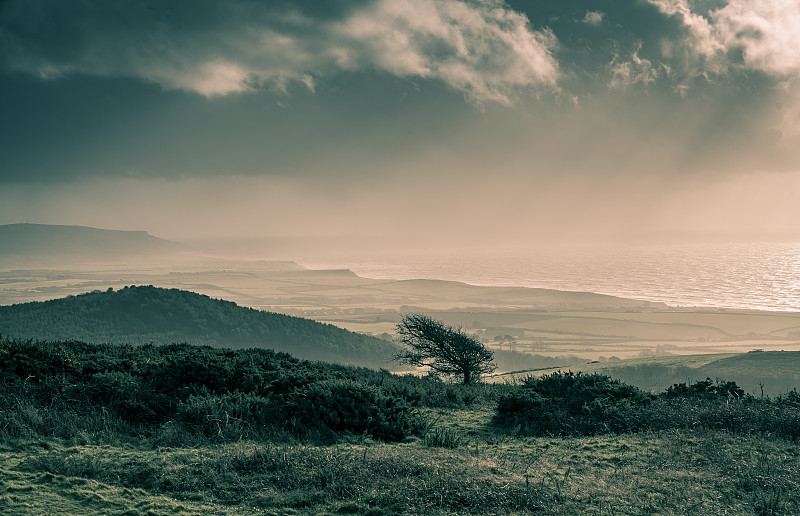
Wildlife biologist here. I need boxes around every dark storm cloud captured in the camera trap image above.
[1,0,799,187]
[0,0,559,102]
[3,0,798,102]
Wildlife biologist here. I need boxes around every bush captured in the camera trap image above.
[372,372,506,408]
[664,378,745,398]
[285,380,423,441]
[493,372,652,436]
[494,373,800,439]
[632,396,800,439]
[0,338,428,443]
[68,371,156,421]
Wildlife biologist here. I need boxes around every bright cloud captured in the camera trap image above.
[648,0,723,60]
[714,0,800,76]
[181,61,252,97]
[649,0,800,77]
[648,0,800,145]
[337,0,559,104]
[609,42,660,89]
[582,11,605,26]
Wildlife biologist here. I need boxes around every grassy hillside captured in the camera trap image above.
[0,285,398,368]
[2,338,799,515]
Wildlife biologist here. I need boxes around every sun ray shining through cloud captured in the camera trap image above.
[1,0,799,244]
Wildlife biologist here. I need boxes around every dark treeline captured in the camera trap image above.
[0,285,398,368]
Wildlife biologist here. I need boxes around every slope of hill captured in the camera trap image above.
[0,223,188,265]
[0,285,397,367]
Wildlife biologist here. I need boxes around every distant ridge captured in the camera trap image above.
[0,285,397,368]
[0,223,188,265]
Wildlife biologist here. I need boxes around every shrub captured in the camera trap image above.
[285,379,423,441]
[493,372,652,436]
[664,378,745,398]
[494,372,800,440]
[69,371,152,419]
[372,372,506,408]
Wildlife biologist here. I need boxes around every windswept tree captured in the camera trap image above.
[394,313,495,384]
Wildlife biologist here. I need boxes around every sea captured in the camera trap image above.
[301,242,800,312]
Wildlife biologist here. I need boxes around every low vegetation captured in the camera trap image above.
[0,337,507,443]
[2,337,800,514]
[513,350,800,396]
[494,371,800,440]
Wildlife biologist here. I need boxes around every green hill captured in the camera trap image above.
[0,285,398,367]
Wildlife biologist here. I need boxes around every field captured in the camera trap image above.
[3,260,800,362]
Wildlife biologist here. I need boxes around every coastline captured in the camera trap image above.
[2,259,799,363]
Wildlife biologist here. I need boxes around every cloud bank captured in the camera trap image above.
[3,0,799,106]
[0,0,559,104]
[1,3,796,186]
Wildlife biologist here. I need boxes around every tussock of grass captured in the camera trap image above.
[0,457,241,516]
[422,426,463,448]
[15,442,553,514]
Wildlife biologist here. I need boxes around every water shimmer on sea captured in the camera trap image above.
[302,242,800,312]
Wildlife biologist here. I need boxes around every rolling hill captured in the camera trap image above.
[0,285,398,368]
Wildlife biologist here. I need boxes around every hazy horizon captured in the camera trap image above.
[2,1,800,250]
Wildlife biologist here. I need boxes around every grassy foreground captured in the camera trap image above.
[2,338,800,514]
[3,409,800,515]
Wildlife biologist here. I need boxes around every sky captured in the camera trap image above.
[2,0,800,249]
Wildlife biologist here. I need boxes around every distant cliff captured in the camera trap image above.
[0,223,188,265]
